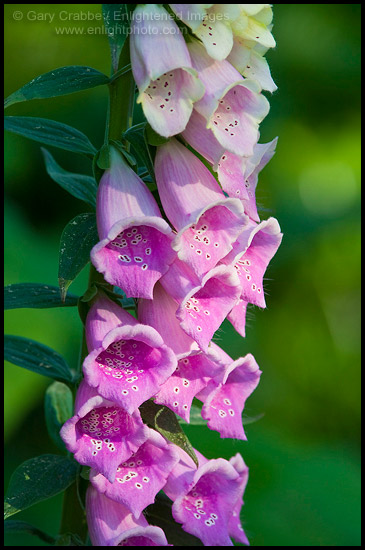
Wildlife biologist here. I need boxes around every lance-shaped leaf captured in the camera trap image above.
[58,213,99,301]
[4,116,96,155]
[4,454,79,520]
[44,382,73,451]
[102,4,131,72]
[4,66,109,109]
[4,283,78,310]
[139,400,198,467]
[41,148,97,208]
[4,520,55,544]
[4,335,76,383]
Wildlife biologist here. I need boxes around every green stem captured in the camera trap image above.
[59,477,87,540]
[107,40,135,142]
[59,39,135,542]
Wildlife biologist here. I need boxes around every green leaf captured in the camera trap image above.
[41,148,97,208]
[4,116,96,155]
[44,382,73,451]
[102,4,131,72]
[4,66,109,109]
[58,213,99,301]
[4,335,76,383]
[145,123,170,146]
[4,283,78,310]
[144,492,203,546]
[4,520,55,544]
[139,401,198,467]
[4,455,79,520]
[123,123,155,181]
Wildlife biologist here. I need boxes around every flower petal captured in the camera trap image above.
[90,429,179,519]
[227,299,248,338]
[86,486,169,546]
[155,352,221,422]
[91,217,176,300]
[172,458,241,546]
[138,282,199,359]
[228,453,250,545]
[200,354,261,439]
[60,381,149,483]
[83,324,177,414]
[221,217,283,308]
[140,68,205,138]
[155,138,225,230]
[86,292,138,351]
[176,264,241,352]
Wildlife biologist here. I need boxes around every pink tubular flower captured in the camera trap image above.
[83,293,177,414]
[155,138,249,280]
[160,258,241,353]
[90,429,179,519]
[130,4,204,137]
[91,147,176,300]
[220,217,283,309]
[182,109,278,222]
[167,456,242,546]
[164,447,250,545]
[60,381,149,483]
[86,485,170,546]
[187,40,270,156]
[197,349,262,440]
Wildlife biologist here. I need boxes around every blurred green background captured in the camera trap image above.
[4,4,361,546]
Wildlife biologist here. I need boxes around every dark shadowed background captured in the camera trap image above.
[4,4,361,546]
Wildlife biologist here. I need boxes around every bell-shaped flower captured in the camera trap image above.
[165,446,250,545]
[196,351,262,440]
[230,4,276,50]
[91,147,176,300]
[60,381,149,483]
[182,109,278,221]
[155,139,249,280]
[220,217,283,308]
[169,4,240,61]
[187,40,270,156]
[227,37,277,93]
[167,455,242,546]
[228,453,250,545]
[90,429,179,519]
[160,258,241,353]
[86,485,170,546]
[130,4,204,137]
[83,292,177,414]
